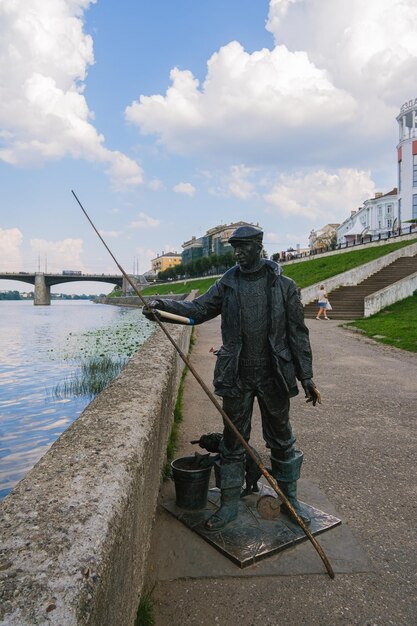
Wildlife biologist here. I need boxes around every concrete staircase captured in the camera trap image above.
[304,255,417,320]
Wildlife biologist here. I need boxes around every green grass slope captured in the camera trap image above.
[347,292,417,352]
[140,239,417,296]
[140,276,218,297]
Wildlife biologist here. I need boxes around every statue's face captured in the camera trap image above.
[232,240,261,270]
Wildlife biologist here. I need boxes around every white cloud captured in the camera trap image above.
[207,164,256,199]
[264,168,376,221]
[173,182,196,196]
[264,230,313,254]
[134,245,181,273]
[227,165,255,199]
[134,247,157,274]
[125,0,417,169]
[125,41,356,160]
[266,0,301,32]
[266,0,417,108]
[148,178,163,191]
[265,232,289,244]
[105,152,143,189]
[30,237,85,272]
[129,212,160,229]
[0,0,143,187]
[162,244,180,254]
[0,228,23,270]
[98,230,121,238]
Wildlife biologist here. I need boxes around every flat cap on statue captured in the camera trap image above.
[228,225,263,244]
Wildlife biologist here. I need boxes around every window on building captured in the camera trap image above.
[413,194,417,219]
[413,155,417,187]
[387,219,392,228]
[378,205,382,216]
[378,220,382,229]
[386,204,392,213]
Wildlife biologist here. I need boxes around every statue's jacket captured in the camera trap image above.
[159,260,313,398]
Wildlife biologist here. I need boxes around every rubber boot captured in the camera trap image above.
[278,480,311,525]
[205,461,244,531]
[204,486,241,531]
[271,448,311,525]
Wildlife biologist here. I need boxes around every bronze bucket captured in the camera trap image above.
[171,456,212,510]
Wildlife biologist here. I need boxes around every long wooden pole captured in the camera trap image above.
[72,190,335,579]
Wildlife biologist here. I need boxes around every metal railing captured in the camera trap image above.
[279,225,417,263]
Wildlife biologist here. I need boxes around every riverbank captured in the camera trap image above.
[0,316,191,625]
[0,300,153,499]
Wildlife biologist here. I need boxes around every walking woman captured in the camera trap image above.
[316,284,330,320]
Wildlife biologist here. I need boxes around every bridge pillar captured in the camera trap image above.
[122,275,142,295]
[34,273,51,305]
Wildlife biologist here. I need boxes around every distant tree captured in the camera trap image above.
[209,251,235,273]
[175,263,185,277]
[0,290,21,300]
[157,250,236,281]
[222,251,235,269]
[158,263,186,281]
[187,256,210,276]
[158,266,176,280]
[199,256,212,273]
[314,230,337,250]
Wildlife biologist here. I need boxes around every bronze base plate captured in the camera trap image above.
[163,483,341,568]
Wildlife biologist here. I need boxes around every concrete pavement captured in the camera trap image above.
[146,317,417,626]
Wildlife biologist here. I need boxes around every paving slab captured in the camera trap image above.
[152,479,368,578]
[146,317,417,626]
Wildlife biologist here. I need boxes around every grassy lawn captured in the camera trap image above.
[140,239,417,296]
[283,239,417,288]
[140,276,218,296]
[347,292,417,352]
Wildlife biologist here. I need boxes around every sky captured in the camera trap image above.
[1,0,416,294]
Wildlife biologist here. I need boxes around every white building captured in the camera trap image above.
[337,189,397,245]
[309,224,340,251]
[336,98,417,245]
[365,189,397,233]
[337,209,365,245]
[397,97,417,225]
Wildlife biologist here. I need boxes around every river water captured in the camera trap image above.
[0,300,154,499]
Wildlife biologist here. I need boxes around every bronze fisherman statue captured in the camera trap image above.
[143,225,320,531]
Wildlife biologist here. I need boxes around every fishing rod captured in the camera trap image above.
[71,190,335,579]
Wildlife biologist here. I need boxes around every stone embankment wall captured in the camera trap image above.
[364,271,417,317]
[0,323,191,626]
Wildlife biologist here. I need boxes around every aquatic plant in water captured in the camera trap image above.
[52,309,155,399]
[53,355,127,399]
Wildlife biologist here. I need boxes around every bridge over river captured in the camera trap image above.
[0,271,146,305]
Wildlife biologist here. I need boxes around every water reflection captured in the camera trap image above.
[0,300,153,499]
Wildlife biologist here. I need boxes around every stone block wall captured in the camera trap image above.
[364,271,417,317]
[0,323,191,626]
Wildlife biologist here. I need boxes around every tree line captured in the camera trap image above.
[0,290,22,300]
[157,251,236,281]
[0,291,101,300]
